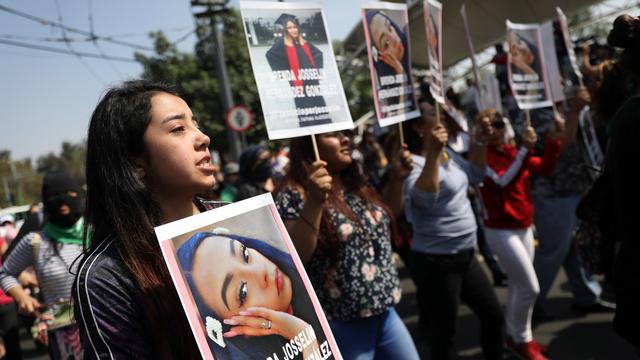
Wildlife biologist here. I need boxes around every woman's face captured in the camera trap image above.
[285,21,299,40]
[508,35,534,66]
[370,13,404,61]
[141,92,215,198]
[317,131,352,173]
[191,236,293,319]
[483,113,507,145]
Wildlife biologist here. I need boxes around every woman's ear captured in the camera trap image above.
[132,157,146,180]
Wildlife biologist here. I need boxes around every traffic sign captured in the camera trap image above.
[225,105,254,132]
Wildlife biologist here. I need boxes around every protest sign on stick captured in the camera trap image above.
[578,106,604,170]
[506,21,553,110]
[557,7,584,87]
[155,193,342,360]
[361,2,420,129]
[424,0,445,105]
[240,1,353,141]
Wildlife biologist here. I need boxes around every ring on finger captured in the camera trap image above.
[261,320,272,330]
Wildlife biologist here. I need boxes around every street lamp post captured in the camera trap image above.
[191,0,243,161]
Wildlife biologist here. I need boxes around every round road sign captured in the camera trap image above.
[225,105,254,132]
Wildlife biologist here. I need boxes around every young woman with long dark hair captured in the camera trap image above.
[73,80,218,358]
[274,130,418,359]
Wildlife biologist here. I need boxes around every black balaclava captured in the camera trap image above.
[239,145,272,183]
[42,171,84,228]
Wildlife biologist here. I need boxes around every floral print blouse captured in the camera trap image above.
[276,186,402,321]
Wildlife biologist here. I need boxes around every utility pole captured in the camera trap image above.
[191,0,243,161]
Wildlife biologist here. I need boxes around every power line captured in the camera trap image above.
[86,0,123,77]
[53,0,106,84]
[0,38,137,62]
[0,4,155,51]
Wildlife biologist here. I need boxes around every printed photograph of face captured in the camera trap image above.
[241,4,353,139]
[508,31,541,77]
[423,0,444,103]
[506,25,551,109]
[363,7,418,124]
[171,205,331,359]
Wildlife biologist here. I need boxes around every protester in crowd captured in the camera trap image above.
[275,129,418,359]
[0,236,22,360]
[478,108,563,360]
[73,80,220,358]
[404,101,504,360]
[0,170,84,359]
[460,78,479,122]
[522,90,614,321]
[177,231,327,359]
[235,145,274,202]
[598,14,640,353]
[219,162,239,203]
[358,126,389,191]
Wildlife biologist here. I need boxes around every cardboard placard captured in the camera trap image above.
[240,1,353,139]
[361,2,420,127]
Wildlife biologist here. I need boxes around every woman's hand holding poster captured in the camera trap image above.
[506,21,553,110]
[239,1,353,140]
[424,0,444,105]
[361,2,420,127]
[155,194,341,360]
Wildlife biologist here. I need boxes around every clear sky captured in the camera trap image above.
[0,0,361,161]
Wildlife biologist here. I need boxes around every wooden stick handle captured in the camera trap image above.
[311,134,320,162]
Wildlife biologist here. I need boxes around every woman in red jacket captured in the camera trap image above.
[478,109,561,360]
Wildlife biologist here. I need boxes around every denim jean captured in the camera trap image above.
[329,308,419,360]
[533,195,601,307]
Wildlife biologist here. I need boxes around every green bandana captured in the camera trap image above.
[43,218,88,246]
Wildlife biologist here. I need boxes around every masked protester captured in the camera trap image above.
[235,145,274,201]
[0,170,85,359]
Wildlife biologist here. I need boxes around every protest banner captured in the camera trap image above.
[578,106,604,170]
[477,75,503,113]
[361,2,420,128]
[506,21,553,110]
[423,0,444,105]
[540,21,566,103]
[557,7,584,86]
[240,1,353,140]
[155,194,341,360]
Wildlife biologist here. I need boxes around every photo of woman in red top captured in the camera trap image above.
[477,108,562,360]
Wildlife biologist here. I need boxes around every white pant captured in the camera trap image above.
[485,227,540,342]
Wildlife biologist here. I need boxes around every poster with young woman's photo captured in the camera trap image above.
[424,0,444,104]
[240,1,353,140]
[557,7,584,82]
[506,21,553,110]
[154,194,341,360]
[361,2,420,127]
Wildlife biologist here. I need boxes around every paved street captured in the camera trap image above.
[395,256,637,360]
[18,255,637,359]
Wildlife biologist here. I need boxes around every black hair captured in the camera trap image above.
[82,80,200,358]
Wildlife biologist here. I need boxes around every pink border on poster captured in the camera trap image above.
[424,0,444,104]
[159,240,215,360]
[360,2,420,127]
[556,7,584,84]
[268,204,343,359]
[506,20,553,110]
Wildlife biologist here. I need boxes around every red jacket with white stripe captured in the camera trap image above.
[479,138,561,229]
